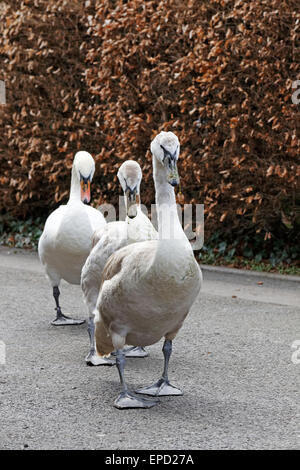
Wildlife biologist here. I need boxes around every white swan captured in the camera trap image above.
[38,151,106,325]
[94,132,202,409]
[81,160,158,365]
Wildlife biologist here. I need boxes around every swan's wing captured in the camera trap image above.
[96,241,156,307]
[94,241,158,349]
[38,205,66,264]
[92,226,106,248]
[81,221,128,316]
[84,205,106,234]
[39,203,104,286]
[96,239,201,350]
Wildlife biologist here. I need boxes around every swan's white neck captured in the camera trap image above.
[123,191,142,208]
[124,199,142,223]
[69,165,81,202]
[153,156,186,242]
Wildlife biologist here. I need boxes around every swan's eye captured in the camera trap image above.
[79,172,92,184]
[127,187,137,202]
[79,173,92,203]
[160,144,178,166]
[124,178,137,202]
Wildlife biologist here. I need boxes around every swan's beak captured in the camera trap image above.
[166,161,180,187]
[160,144,180,187]
[126,189,138,219]
[80,177,91,204]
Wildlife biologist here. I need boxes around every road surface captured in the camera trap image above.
[0,247,299,450]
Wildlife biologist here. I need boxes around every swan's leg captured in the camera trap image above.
[123,346,149,358]
[135,339,183,396]
[85,317,115,366]
[114,349,159,409]
[51,286,85,326]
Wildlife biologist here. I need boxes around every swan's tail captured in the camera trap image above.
[95,317,114,357]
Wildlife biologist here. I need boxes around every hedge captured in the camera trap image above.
[0,0,299,242]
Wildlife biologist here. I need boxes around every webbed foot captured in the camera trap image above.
[114,391,159,409]
[85,351,115,366]
[135,378,183,397]
[124,346,149,358]
[51,314,85,326]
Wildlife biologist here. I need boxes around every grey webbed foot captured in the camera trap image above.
[124,346,149,358]
[135,339,183,397]
[51,312,85,326]
[114,390,159,409]
[114,348,159,410]
[136,378,183,396]
[51,286,85,326]
[85,316,115,365]
[85,351,115,366]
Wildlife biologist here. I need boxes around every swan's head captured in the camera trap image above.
[73,151,95,204]
[117,160,142,219]
[151,131,180,187]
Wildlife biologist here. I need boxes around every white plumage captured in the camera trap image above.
[81,160,157,364]
[38,151,106,325]
[94,132,202,409]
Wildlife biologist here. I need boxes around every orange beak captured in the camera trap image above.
[80,179,91,203]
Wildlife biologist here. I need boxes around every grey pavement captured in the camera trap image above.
[0,247,299,450]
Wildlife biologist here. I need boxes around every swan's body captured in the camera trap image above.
[40,202,105,285]
[94,132,202,409]
[96,238,200,350]
[82,209,157,319]
[81,160,157,364]
[39,151,106,325]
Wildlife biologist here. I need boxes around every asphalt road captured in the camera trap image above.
[0,247,299,450]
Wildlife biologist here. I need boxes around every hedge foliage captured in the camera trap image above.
[0,0,300,240]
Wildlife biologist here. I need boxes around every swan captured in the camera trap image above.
[94,131,202,409]
[81,160,158,366]
[38,151,106,326]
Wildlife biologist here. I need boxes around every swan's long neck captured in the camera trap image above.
[153,156,186,242]
[123,181,142,221]
[123,190,142,209]
[69,165,81,201]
